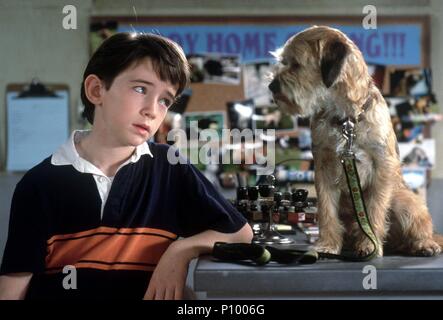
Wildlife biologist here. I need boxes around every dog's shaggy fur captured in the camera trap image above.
[270,26,442,257]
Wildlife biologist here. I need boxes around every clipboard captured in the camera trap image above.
[6,80,69,172]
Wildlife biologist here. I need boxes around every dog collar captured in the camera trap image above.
[330,95,373,127]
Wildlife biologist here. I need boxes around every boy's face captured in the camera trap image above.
[98,57,177,147]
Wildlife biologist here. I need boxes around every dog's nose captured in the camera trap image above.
[268,79,280,94]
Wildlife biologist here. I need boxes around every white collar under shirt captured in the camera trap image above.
[51,130,153,219]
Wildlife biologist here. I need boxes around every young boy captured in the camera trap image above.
[0,33,252,300]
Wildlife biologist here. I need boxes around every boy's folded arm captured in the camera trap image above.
[0,273,33,300]
[159,222,254,277]
[144,223,253,300]
[174,223,254,258]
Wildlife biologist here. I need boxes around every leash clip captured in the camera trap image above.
[342,117,356,156]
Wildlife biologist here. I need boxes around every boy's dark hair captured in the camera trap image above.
[81,32,190,124]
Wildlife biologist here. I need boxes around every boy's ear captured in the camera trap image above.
[84,74,105,106]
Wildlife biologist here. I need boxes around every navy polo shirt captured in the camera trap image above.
[0,141,247,299]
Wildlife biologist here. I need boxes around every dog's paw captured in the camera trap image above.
[410,239,441,256]
[353,238,382,257]
[314,242,341,255]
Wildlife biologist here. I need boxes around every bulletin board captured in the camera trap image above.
[89,16,430,115]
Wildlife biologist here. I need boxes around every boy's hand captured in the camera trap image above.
[143,240,196,300]
[143,225,253,300]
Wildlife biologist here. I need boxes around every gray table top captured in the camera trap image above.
[192,233,443,299]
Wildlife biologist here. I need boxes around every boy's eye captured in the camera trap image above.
[133,86,146,94]
[159,98,173,108]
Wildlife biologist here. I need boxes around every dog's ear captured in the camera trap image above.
[320,40,348,88]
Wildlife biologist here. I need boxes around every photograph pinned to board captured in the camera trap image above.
[89,20,118,54]
[402,167,427,201]
[398,138,435,169]
[6,82,69,171]
[386,94,442,142]
[187,53,241,85]
[388,68,433,97]
[226,99,255,130]
[243,61,273,106]
[183,111,226,141]
[253,104,297,133]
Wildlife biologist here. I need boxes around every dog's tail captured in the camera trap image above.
[433,234,443,249]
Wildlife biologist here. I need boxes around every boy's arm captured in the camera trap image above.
[144,223,253,300]
[0,273,33,300]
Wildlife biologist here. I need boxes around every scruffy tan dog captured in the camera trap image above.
[269,26,442,257]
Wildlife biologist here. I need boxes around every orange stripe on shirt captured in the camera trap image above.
[45,227,177,273]
[46,262,157,273]
[47,226,177,245]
